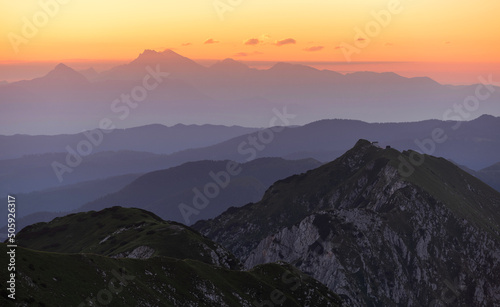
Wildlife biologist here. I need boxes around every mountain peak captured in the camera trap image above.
[124,49,205,74]
[43,63,89,83]
[353,138,374,148]
[134,48,192,63]
[54,63,71,71]
[142,49,159,55]
[476,114,497,121]
[210,58,249,72]
[196,138,500,306]
[162,48,182,56]
[134,49,165,62]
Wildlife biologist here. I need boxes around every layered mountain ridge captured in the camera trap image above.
[2,49,500,135]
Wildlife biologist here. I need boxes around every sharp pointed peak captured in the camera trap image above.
[47,63,82,76]
[35,62,89,84]
[54,63,73,71]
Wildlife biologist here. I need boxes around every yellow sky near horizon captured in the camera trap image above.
[0,0,499,66]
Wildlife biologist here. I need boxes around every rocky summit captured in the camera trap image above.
[194,139,500,306]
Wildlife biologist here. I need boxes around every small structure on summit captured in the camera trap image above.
[371,141,381,148]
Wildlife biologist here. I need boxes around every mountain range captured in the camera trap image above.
[194,139,500,306]
[2,115,500,199]
[1,49,499,135]
[5,140,500,306]
[0,123,257,160]
[0,157,321,235]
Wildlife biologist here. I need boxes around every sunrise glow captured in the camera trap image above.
[1,0,498,66]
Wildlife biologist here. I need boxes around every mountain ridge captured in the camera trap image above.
[194,139,500,306]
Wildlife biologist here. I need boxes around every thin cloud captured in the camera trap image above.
[444,41,452,45]
[385,42,393,46]
[275,38,296,46]
[334,46,344,49]
[357,38,366,41]
[204,38,219,44]
[182,43,192,46]
[304,46,324,52]
[244,38,260,45]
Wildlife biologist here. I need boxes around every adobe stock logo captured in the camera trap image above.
[8,0,72,54]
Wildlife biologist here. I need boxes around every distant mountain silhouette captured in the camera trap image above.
[2,49,499,134]
[163,115,500,170]
[0,123,257,159]
[101,49,207,81]
[209,58,251,73]
[11,173,141,218]
[79,157,322,224]
[0,157,321,234]
[462,161,500,192]
[0,151,169,195]
[14,63,90,88]
[78,67,99,81]
[2,116,499,197]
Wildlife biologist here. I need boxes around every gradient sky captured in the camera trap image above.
[1,0,499,83]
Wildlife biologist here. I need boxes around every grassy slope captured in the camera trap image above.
[15,207,240,269]
[0,244,342,307]
[398,150,500,236]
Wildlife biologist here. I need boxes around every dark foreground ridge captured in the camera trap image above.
[1,206,342,306]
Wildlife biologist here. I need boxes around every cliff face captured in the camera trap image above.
[195,140,500,306]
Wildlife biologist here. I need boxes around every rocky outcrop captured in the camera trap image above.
[114,245,155,259]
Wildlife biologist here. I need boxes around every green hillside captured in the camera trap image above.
[16,207,240,269]
[0,244,341,307]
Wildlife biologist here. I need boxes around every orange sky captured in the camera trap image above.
[1,0,499,83]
